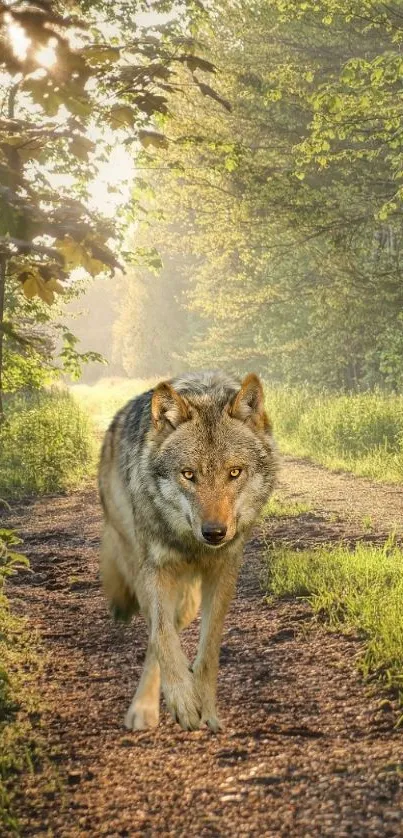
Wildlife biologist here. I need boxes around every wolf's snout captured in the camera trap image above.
[201,521,227,545]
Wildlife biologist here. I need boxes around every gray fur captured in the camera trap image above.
[98,370,278,732]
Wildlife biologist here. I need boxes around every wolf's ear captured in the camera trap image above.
[228,373,271,432]
[151,382,192,432]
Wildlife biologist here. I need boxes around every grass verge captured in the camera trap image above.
[265,537,403,703]
[0,389,97,499]
[0,529,44,833]
[266,387,403,483]
[263,492,312,518]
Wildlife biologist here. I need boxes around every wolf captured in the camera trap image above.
[98,370,277,732]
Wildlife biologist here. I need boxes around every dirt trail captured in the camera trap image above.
[6,456,403,837]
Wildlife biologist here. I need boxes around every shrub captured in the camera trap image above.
[0,389,96,499]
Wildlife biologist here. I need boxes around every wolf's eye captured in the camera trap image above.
[182,470,195,481]
[229,468,242,479]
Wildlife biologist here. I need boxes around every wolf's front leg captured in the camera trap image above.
[192,559,240,732]
[149,569,202,731]
[124,642,160,730]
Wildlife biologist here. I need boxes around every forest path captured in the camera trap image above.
[6,456,403,837]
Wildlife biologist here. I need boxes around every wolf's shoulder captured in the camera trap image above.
[112,388,154,447]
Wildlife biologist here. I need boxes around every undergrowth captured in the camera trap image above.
[0,389,96,499]
[0,528,43,833]
[266,387,403,483]
[265,537,403,704]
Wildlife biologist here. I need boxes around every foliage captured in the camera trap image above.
[0,526,43,834]
[265,537,403,701]
[112,249,199,378]
[72,377,403,485]
[113,0,403,391]
[4,278,106,391]
[0,0,212,294]
[0,528,28,586]
[0,388,96,498]
[0,526,29,743]
[62,273,122,384]
[0,0,222,408]
[266,386,403,482]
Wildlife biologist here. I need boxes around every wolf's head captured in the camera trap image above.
[148,372,277,549]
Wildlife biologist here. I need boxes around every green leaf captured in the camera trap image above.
[70,135,96,161]
[82,46,121,66]
[180,54,216,74]
[138,129,169,149]
[108,106,137,129]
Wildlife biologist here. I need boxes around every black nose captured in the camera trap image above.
[201,522,227,544]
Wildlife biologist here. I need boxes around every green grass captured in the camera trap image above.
[266,386,403,483]
[72,376,157,435]
[0,530,44,833]
[0,389,97,499]
[265,538,403,701]
[263,492,312,518]
[0,604,42,833]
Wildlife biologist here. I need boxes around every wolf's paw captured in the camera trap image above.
[124,700,159,731]
[191,667,222,733]
[164,677,202,731]
[202,712,223,734]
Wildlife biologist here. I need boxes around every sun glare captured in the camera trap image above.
[88,146,135,217]
[7,16,57,69]
[35,38,58,69]
[7,17,30,61]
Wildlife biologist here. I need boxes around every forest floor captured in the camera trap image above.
[5,455,403,837]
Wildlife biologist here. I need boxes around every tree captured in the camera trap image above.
[117,0,403,391]
[113,246,199,378]
[0,0,219,414]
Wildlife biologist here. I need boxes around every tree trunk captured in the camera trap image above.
[0,254,6,422]
[0,84,20,422]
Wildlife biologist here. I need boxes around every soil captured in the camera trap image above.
[5,455,403,837]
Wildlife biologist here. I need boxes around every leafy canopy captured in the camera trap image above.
[0,0,222,393]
